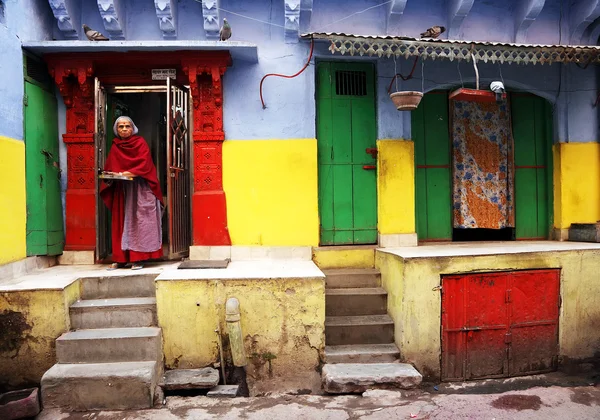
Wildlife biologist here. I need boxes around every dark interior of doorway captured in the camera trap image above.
[105,91,169,256]
[452,227,515,241]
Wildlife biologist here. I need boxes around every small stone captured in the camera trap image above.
[207,385,240,398]
[161,368,219,390]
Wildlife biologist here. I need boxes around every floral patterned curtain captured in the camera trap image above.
[452,100,514,229]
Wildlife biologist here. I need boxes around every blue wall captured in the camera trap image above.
[0,0,55,140]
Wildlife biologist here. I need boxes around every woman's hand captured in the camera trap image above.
[120,171,135,177]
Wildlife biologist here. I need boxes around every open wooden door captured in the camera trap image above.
[166,78,191,259]
[94,77,110,261]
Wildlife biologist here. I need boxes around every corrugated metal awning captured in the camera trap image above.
[301,32,600,65]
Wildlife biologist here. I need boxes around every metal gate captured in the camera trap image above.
[94,77,110,261]
[166,78,191,258]
[441,269,560,381]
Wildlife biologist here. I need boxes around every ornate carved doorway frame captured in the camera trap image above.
[45,51,232,260]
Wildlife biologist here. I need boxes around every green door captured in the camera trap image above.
[25,81,64,256]
[412,92,452,241]
[316,62,377,245]
[512,94,553,239]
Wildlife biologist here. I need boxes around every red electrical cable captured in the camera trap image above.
[387,56,419,94]
[260,38,315,109]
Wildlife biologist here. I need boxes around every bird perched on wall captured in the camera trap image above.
[83,24,109,41]
[220,18,232,41]
[420,26,446,39]
[490,81,506,103]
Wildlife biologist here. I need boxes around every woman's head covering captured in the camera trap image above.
[113,116,139,137]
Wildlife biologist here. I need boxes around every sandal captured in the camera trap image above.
[131,263,144,270]
[106,262,126,271]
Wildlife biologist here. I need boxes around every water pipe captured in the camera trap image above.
[226,297,247,367]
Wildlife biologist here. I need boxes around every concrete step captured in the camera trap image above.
[325,315,394,346]
[323,268,380,289]
[326,287,387,316]
[80,274,156,299]
[325,343,400,364]
[56,327,162,364]
[70,297,157,329]
[321,363,422,394]
[41,361,160,410]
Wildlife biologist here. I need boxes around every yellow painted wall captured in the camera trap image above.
[554,143,600,229]
[156,277,325,382]
[0,282,79,389]
[223,139,319,246]
[377,139,415,234]
[0,136,26,265]
[377,249,600,380]
[313,247,375,269]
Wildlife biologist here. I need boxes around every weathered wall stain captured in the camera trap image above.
[0,309,31,355]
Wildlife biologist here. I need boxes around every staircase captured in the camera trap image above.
[321,268,422,393]
[41,274,162,411]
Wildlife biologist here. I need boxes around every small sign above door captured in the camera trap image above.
[152,69,176,80]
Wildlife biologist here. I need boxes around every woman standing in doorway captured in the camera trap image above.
[100,116,163,270]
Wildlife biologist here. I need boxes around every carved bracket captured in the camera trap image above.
[155,0,177,39]
[202,0,219,40]
[571,0,600,44]
[447,0,474,39]
[515,0,546,43]
[47,0,81,39]
[285,0,301,43]
[97,0,125,40]
[387,0,408,33]
[300,0,313,33]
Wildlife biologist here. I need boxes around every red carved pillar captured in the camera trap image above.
[182,58,231,245]
[47,59,97,251]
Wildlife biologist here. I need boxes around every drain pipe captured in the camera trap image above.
[225,297,247,367]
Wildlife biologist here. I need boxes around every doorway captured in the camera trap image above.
[95,80,191,261]
[316,61,378,245]
[413,92,553,242]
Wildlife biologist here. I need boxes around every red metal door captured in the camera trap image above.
[441,269,559,381]
[509,270,560,375]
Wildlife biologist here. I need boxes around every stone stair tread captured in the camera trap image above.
[325,315,394,327]
[323,268,380,276]
[322,363,422,394]
[325,343,399,355]
[41,361,159,410]
[71,297,156,309]
[326,287,386,295]
[58,327,161,340]
[160,368,220,390]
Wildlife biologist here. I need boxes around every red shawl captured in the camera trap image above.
[100,135,163,209]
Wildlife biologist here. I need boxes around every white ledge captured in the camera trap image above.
[21,40,258,63]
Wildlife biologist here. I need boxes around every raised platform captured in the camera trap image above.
[379,241,600,259]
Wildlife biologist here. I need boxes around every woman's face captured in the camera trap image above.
[117,120,133,139]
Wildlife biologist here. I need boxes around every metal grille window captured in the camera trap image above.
[335,70,367,96]
[25,54,52,90]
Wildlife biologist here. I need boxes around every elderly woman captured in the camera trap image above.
[100,116,163,270]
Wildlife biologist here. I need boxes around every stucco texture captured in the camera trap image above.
[223,139,319,246]
[377,139,415,235]
[0,282,79,390]
[156,277,325,381]
[553,143,600,229]
[376,249,600,380]
[0,136,26,265]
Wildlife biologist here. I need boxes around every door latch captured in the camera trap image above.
[366,147,378,159]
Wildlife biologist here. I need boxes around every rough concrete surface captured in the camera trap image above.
[36,385,600,419]
[322,363,422,393]
[161,368,220,390]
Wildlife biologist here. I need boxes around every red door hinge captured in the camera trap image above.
[505,289,512,303]
[366,147,378,158]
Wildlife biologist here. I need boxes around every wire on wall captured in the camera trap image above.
[259,37,314,109]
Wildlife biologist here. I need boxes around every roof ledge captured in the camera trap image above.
[22,40,258,63]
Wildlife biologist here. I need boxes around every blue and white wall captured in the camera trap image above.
[3,0,600,250]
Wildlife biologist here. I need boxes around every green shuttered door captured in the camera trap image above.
[25,81,64,256]
[412,93,452,241]
[317,62,377,245]
[512,95,553,239]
